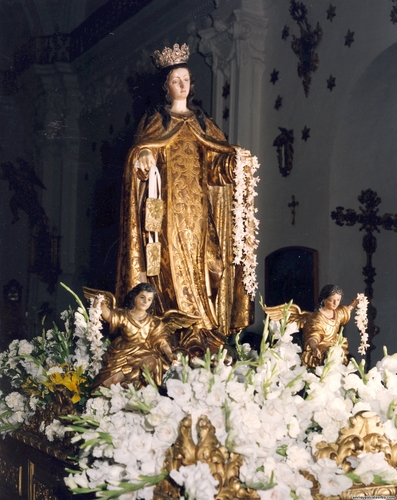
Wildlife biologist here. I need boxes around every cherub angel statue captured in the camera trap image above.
[263,284,359,367]
[83,283,199,389]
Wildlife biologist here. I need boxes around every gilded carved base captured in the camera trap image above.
[155,411,397,500]
[154,414,260,500]
[309,410,397,499]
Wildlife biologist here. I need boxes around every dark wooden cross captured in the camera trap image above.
[288,195,299,225]
[331,189,397,368]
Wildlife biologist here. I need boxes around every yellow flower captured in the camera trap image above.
[44,366,88,404]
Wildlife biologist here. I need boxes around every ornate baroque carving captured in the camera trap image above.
[154,414,260,499]
[309,411,397,499]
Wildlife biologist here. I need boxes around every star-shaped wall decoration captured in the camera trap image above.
[270,69,279,85]
[345,29,355,47]
[222,81,230,98]
[326,4,336,22]
[390,6,397,24]
[223,107,229,121]
[274,95,283,110]
[327,75,336,91]
[281,25,290,40]
[301,126,310,141]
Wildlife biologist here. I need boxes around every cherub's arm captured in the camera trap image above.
[94,297,111,323]
[82,286,116,324]
[347,296,360,312]
[307,337,322,359]
[160,341,178,363]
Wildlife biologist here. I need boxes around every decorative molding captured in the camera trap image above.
[13,1,153,75]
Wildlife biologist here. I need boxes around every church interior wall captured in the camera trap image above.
[258,0,397,363]
[1,0,397,365]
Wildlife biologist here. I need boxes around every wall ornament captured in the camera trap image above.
[289,0,322,97]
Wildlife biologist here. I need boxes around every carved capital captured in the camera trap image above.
[198,0,266,74]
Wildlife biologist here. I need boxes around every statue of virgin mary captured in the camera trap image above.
[115,43,257,356]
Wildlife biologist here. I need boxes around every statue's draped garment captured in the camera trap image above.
[116,111,252,347]
[301,306,351,367]
[92,309,169,388]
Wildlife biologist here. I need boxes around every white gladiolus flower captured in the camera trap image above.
[18,340,34,356]
[317,472,353,496]
[170,462,218,500]
[45,419,66,442]
[5,391,26,411]
[257,480,292,500]
[166,379,193,404]
[353,452,397,485]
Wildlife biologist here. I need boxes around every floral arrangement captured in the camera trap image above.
[0,283,108,440]
[232,147,260,298]
[64,305,397,500]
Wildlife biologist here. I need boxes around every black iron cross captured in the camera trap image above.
[331,189,397,368]
[288,195,299,225]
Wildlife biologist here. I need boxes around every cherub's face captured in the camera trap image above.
[134,291,154,312]
[323,293,341,311]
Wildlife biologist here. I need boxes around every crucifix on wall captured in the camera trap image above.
[331,189,397,368]
[288,195,299,225]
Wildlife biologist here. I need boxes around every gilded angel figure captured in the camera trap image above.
[83,283,199,389]
[263,284,359,367]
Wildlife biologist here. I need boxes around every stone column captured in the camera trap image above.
[198,0,267,154]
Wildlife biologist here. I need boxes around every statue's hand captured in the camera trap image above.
[349,297,360,309]
[163,344,178,363]
[135,149,156,180]
[308,339,321,359]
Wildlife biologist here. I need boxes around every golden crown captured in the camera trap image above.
[152,43,190,69]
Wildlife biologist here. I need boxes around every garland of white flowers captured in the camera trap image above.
[355,293,369,356]
[232,147,260,298]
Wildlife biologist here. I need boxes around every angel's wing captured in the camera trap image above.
[82,286,116,310]
[262,303,311,329]
[159,309,201,335]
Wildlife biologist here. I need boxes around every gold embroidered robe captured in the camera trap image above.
[301,306,352,367]
[115,111,253,348]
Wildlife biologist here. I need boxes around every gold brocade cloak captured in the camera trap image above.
[301,306,352,367]
[115,111,253,347]
[92,309,170,388]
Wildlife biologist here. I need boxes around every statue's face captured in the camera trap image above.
[323,293,342,311]
[167,67,190,101]
[134,291,154,312]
